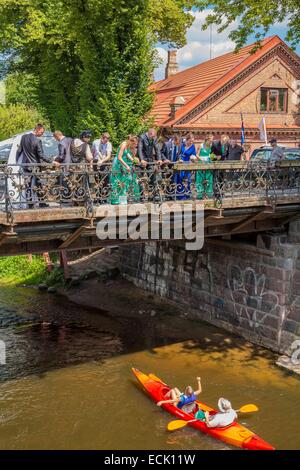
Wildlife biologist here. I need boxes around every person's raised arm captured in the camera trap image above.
[194,377,202,396]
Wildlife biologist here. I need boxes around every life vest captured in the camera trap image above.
[177,393,196,410]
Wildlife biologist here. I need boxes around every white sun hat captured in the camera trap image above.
[218,398,232,413]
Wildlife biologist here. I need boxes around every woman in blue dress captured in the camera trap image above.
[175,134,197,200]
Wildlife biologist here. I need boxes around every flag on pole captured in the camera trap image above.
[258,116,268,144]
[241,113,245,145]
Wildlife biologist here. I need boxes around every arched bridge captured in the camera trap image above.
[1,161,300,256]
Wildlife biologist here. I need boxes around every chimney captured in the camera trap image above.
[169,96,186,119]
[165,50,178,79]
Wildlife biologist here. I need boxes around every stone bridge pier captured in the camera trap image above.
[120,222,300,355]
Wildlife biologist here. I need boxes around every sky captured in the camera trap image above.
[155,10,300,81]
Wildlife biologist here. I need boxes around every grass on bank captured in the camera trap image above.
[0,255,65,287]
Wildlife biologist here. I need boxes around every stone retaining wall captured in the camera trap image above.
[120,224,300,354]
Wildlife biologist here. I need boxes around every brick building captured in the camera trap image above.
[150,36,300,154]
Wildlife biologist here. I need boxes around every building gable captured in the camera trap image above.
[189,58,300,128]
[167,39,300,127]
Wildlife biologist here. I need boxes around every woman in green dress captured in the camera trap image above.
[110,135,140,205]
[196,136,214,199]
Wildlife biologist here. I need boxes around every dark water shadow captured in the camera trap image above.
[0,284,281,383]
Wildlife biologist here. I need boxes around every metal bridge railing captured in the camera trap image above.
[1,160,300,215]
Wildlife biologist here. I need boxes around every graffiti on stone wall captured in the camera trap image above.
[228,265,279,331]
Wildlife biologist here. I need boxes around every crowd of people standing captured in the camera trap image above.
[16,124,248,207]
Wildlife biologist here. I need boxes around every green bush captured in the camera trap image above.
[0,254,65,288]
[44,267,65,287]
[0,255,47,285]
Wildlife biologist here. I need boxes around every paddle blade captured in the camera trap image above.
[167,420,189,431]
[238,404,259,413]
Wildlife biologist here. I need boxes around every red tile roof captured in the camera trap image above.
[150,36,294,127]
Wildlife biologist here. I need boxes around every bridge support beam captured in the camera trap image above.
[59,225,91,250]
[59,250,70,280]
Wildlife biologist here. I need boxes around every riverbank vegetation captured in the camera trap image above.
[0,255,64,287]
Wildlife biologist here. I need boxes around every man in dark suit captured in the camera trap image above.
[138,128,163,167]
[17,124,51,166]
[53,130,73,170]
[16,124,52,208]
[138,129,168,202]
[53,130,74,203]
[211,135,230,160]
[162,135,181,163]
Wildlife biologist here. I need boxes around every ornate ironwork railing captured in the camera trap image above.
[1,160,300,215]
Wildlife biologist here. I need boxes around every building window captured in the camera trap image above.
[260,88,288,113]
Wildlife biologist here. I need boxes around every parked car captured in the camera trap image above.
[0,138,13,164]
[250,146,300,162]
[0,131,58,207]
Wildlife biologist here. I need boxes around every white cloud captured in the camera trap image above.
[155,10,238,80]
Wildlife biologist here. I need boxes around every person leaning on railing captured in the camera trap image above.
[161,135,181,163]
[195,135,214,199]
[91,132,113,198]
[16,123,53,208]
[138,128,165,167]
[175,133,197,200]
[52,130,74,203]
[92,132,113,167]
[53,130,73,171]
[70,131,93,168]
[110,135,140,205]
[227,139,245,161]
[211,134,230,161]
[137,128,170,202]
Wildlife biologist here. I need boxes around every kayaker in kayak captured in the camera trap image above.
[205,398,237,428]
[157,377,202,414]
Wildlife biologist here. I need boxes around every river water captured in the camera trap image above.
[0,283,299,450]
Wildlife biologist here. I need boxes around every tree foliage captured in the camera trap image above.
[195,0,300,51]
[0,104,48,141]
[5,72,41,109]
[0,0,196,142]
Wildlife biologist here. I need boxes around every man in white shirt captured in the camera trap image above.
[205,398,237,428]
[92,132,113,165]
